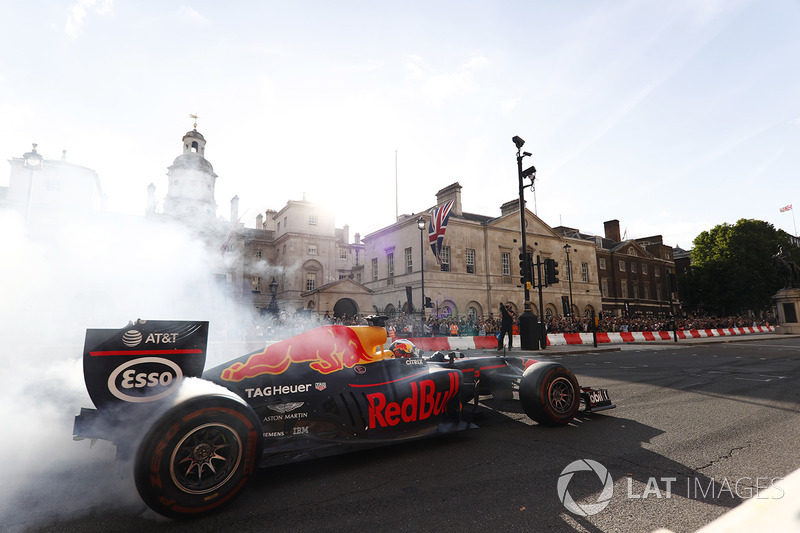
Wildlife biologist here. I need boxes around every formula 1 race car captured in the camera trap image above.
[73,317,614,519]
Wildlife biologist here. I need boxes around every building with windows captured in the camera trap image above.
[146,128,367,318]
[556,220,679,317]
[362,183,603,321]
[3,144,103,225]
[5,127,676,323]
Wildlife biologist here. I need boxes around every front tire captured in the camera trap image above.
[519,362,580,426]
[134,394,262,519]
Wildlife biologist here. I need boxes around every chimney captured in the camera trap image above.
[500,199,522,217]
[342,224,349,244]
[435,182,462,216]
[263,209,277,231]
[354,232,361,244]
[604,220,621,242]
[256,213,263,229]
[230,195,239,224]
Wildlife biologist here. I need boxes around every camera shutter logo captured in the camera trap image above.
[557,459,614,516]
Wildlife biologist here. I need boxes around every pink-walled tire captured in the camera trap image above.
[133,394,262,519]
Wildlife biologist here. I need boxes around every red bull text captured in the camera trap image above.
[367,372,460,429]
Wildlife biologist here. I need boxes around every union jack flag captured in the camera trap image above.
[780,204,793,212]
[428,200,455,265]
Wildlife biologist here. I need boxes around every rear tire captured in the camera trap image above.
[519,362,579,426]
[134,394,262,519]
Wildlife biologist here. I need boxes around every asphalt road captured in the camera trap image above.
[13,336,800,533]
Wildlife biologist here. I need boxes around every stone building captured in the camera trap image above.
[556,220,679,317]
[362,183,603,321]
[3,144,103,224]
[4,128,676,323]
[148,127,367,318]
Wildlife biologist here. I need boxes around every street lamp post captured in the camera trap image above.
[564,243,574,324]
[417,216,426,336]
[512,135,538,349]
[268,277,279,315]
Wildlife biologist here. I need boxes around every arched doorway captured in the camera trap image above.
[333,298,358,319]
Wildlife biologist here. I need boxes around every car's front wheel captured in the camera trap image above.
[519,362,580,426]
[133,393,262,519]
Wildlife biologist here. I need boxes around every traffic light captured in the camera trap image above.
[519,253,527,285]
[545,258,559,285]
[425,297,433,308]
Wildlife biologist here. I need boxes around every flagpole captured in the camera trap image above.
[395,150,398,222]
[780,204,796,237]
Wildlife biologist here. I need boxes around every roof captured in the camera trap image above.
[184,129,205,141]
[169,153,216,175]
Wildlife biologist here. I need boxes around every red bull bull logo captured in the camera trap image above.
[221,325,387,381]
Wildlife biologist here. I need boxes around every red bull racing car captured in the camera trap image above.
[73,317,614,519]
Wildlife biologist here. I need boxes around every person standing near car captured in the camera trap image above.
[498,302,514,350]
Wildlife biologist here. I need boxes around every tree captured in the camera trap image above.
[687,219,797,315]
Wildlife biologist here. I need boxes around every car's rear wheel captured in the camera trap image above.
[134,394,262,519]
[519,362,580,426]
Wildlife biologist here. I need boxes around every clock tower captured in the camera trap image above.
[163,124,218,220]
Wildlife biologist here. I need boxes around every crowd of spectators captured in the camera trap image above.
[248,309,772,341]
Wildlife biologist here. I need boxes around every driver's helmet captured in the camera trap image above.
[388,339,417,359]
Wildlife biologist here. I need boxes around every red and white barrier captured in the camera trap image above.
[403,326,776,351]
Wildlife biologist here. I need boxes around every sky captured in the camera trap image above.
[3,0,800,248]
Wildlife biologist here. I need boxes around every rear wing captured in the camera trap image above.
[83,319,208,410]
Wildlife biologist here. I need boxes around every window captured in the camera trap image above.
[254,250,262,258]
[581,262,588,282]
[628,249,637,256]
[502,252,510,276]
[440,246,450,271]
[599,258,606,270]
[306,273,316,291]
[466,249,475,273]
[308,244,318,255]
[372,258,378,281]
[621,280,628,298]
[644,284,651,299]
[309,216,318,225]
[656,285,663,300]
[619,260,626,272]
[251,276,261,292]
[655,266,661,277]
[356,273,362,283]
[277,222,280,231]
[642,264,648,275]
[405,247,413,273]
[339,249,348,260]
[631,262,637,273]
[387,252,394,277]
[665,252,671,260]
[633,283,639,299]
[601,278,609,297]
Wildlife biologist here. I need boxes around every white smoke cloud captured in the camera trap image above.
[0,208,260,529]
